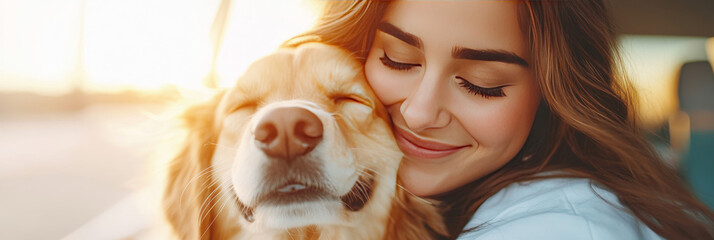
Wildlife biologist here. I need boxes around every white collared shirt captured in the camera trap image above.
[457,177,663,240]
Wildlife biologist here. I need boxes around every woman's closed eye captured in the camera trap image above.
[457,76,506,98]
[379,52,420,71]
[379,50,505,99]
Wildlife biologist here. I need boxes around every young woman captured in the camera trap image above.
[287,1,714,239]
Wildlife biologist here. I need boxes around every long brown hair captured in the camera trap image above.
[287,1,714,239]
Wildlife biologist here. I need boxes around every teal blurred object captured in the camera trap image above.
[681,131,714,209]
[676,61,714,210]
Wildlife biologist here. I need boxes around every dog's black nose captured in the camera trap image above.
[254,107,323,160]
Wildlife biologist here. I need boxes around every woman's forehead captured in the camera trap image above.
[380,1,529,60]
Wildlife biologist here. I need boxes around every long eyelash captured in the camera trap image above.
[457,77,506,98]
[379,52,420,71]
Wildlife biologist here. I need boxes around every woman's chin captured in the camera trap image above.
[398,164,451,197]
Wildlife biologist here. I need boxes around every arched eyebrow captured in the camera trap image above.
[377,22,423,49]
[452,47,529,67]
[378,21,529,68]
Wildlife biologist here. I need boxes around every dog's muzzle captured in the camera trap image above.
[234,106,376,223]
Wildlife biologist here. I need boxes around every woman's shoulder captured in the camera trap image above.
[457,177,663,240]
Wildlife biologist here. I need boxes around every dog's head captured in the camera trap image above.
[164,42,410,239]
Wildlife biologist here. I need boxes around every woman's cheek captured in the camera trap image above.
[458,99,530,150]
[365,57,405,106]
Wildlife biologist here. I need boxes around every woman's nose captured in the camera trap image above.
[400,74,451,131]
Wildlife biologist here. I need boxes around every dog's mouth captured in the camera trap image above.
[261,181,335,206]
[236,170,375,223]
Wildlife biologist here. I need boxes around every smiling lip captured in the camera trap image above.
[394,127,468,159]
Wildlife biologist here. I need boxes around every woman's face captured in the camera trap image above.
[365,1,541,196]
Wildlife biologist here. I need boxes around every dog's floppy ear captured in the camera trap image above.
[163,91,235,240]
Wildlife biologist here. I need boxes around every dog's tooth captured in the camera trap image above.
[277,184,306,193]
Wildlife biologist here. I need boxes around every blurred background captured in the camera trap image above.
[0,0,712,239]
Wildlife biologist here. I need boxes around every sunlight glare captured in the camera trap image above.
[0,0,318,94]
[0,0,83,95]
[83,0,219,93]
[215,0,318,88]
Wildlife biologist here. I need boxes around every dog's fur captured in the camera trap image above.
[162,42,445,239]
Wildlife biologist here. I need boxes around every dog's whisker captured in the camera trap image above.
[197,189,221,223]
[352,164,394,180]
[396,184,437,206]
[287,228,296,240]
[197,188,234,234]
[200,188,233,240]
[179,166,219,212]
[198,178,233,223]
[196,177,229,213]
[202,181,231,232]
[356,180,370,201]
[353,168,378,180]
[181,166,232,211]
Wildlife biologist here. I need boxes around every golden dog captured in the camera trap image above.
[163,42,445,239]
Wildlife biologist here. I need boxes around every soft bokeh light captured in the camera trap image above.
[0,0,318,94]
[619,36,710,126]
[0,0,83,95]
[82,0,219,93]
[215,0,318,88]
